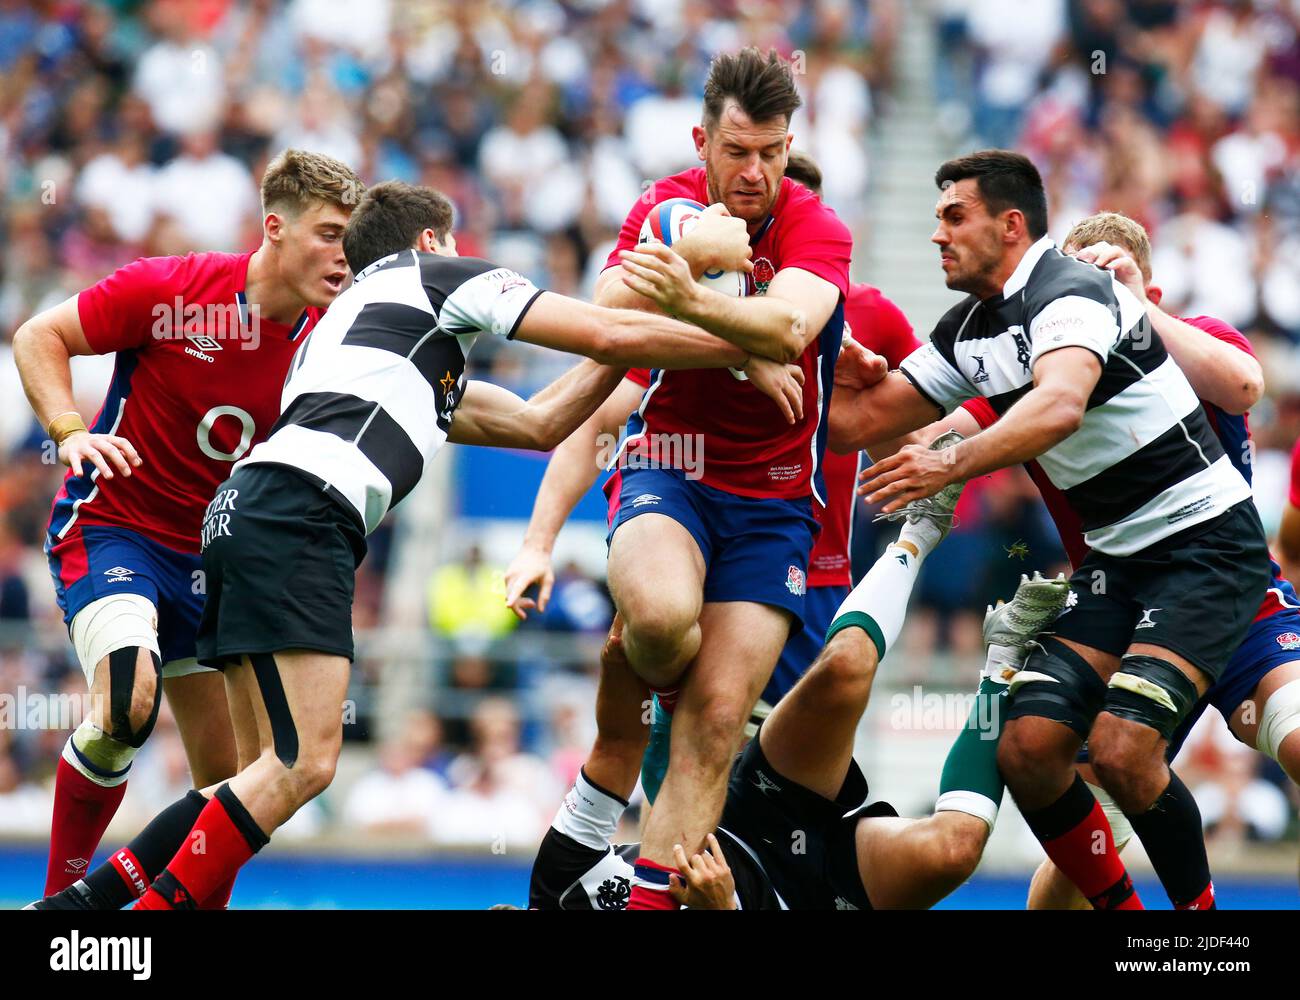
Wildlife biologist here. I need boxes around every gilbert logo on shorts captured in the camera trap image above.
[1135,607,1161,629]
[103,566,135,583]
[785,565,806,597]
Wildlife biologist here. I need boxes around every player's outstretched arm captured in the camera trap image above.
[12,295,140,479]
[619,244,837,364]
[827,370,942,454]
[447,361,628,453]
[503,376,644,619]
[861,347,1099,515]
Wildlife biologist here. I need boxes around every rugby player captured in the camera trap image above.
[1279,439,1300,588]
[32,179,808,911]
[13,149,363,905]
[506,152,909,889]
[971,213,1300,908]
[569,48,857,909]
[529,514,1072,910]
[833,151,1270,910]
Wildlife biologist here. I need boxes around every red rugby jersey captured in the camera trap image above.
[605,167,852,502]
[47,252,321,554]
[625,283,918,589]
[1290,437,1300,508]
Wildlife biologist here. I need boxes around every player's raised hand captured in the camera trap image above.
[858,443,955,512]
[1070,241,1145,301]
[59,431,141,480]
[669,834,737,909]
[744,355,805,424]
[835,333,889,390]
[677,203,754,275]
[503,544,554,621]
[619,243,701,315]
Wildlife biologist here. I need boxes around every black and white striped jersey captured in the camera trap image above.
[237,249,544,533]
[899,236,1252,556]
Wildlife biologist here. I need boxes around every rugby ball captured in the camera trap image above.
[638,198,748,298]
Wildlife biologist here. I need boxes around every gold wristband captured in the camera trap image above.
[48,412,88,445]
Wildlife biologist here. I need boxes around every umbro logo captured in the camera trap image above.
[631,494,661,508]
[65,857,88,873]
[104,566,135,583]
[1135,608,1161,629]
[184,334,221,364]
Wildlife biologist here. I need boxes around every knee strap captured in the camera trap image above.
[1102,654,1199,741]
[1006,637,1107,739]
[249,652,299,768]
[1256,678,1300,763]
[108,646,163,749]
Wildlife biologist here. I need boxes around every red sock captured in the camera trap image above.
[627,857,681,911]
[650,685,680,716]
[134,786,267,911]
[1024,778,1143,911]
[1176,882,1215,910]
[198,875,237,910]
[45,756,128,895]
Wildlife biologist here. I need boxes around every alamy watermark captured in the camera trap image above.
[596,431,705,481]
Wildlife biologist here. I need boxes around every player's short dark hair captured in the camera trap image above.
[935,150,1048,240]
[784,150,822,197]
[343,181,454,273]
[702,47,802,131]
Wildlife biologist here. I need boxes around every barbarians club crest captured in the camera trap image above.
[1276,632,1300,651]
[752,257,775,295]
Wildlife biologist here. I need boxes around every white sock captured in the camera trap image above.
[981,643,1026,685]
[897,518,944,560]
[550,768,627,852]
[826,542,922,659]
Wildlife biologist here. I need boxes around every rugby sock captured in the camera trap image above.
[530,769,629,909]
[134,784,268,910]
[649,683,680,715]
[198,876,237,910]
[44,752,130,895]
[1124,772,1216,910]
[1021,774,1144,910]
[627,858,681,910]
[935,676,1007,829]
[823,541,921,659]
[552,768,627,850]
[51,789,209,909]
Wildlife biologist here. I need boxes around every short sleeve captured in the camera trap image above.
[77,256,186,354]
[1026,294,1121,368]
[1184,315,1256,358]
[774,189,852,299]
[626,368,652,388]
[439,268,545,339]
[898,341,975,414]
[961,396,999,430]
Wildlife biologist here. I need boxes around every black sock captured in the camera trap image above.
[528,827,608,910]
[1124,772,1216,909]
[77,789,208,909]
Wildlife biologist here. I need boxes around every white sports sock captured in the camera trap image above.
[897,517,944,560]
[827,542,922,659]
[981,643,1026,685]
[550,768,627,852]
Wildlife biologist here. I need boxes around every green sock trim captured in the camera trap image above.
[824,611,887,661]
[938,679,1007,803]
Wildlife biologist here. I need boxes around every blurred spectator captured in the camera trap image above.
[434,697,558,848]
[426,544,517,643]
[0,740,51,836]
[343,721,449,837]
[150,128,259,251]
